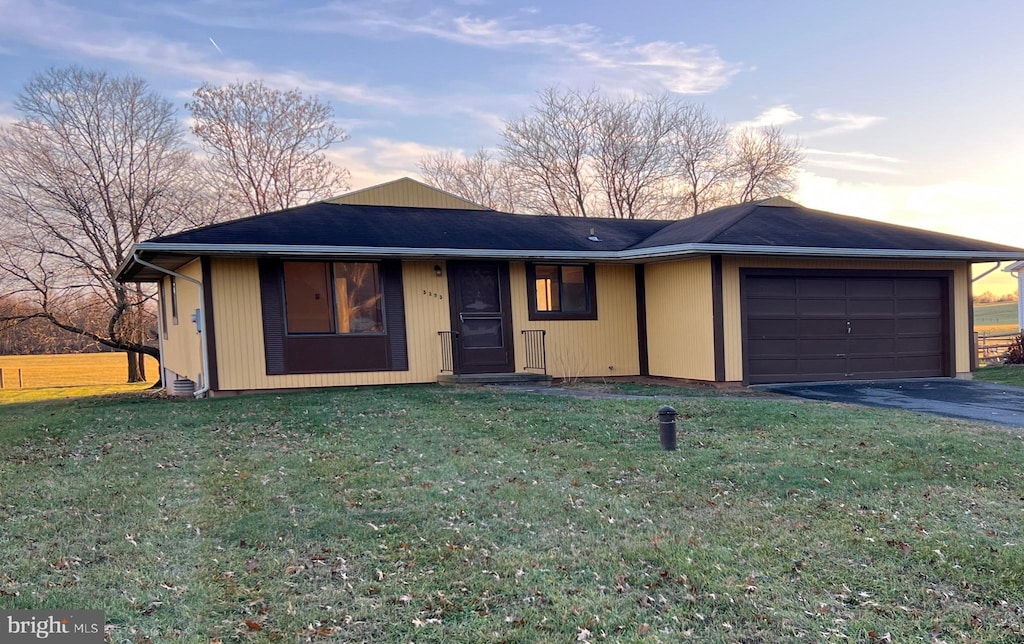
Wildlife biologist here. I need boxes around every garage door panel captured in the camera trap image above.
[797,318,849,336]
[753,278,797,296]
[745,274,947,383]
[849,299,894,315]
[897,335,943,353]
[897,355,944,372]
[747,318,798,337]
[797,279,844,297]
[798,357,848,376]
[748,358,800,378]
[895,279,942,298]
[746,298,797,316]
[849,356,897,373]
[798,338,847,356]
[897,317,942,334]
[851,318,896,335]
[847,279,894,297]
[848,337,896,354]
[797,299,847,316]
[897,299,943,316]
[747,338,798,357]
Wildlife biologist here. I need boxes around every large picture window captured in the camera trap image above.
[284,261,384,335]
[527,263,597,320]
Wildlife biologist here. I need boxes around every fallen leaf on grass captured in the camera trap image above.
[243,620,262,632]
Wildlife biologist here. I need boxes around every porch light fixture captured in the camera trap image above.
[434,264,443,276]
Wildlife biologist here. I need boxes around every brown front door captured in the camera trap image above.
[448,261,515,374]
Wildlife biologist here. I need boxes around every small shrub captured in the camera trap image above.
[1004,333,1024,364]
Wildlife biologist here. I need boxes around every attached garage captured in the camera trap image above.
[742,270,951,384]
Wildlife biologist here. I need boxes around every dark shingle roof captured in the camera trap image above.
[150,203,669,252]
[631,201,1021,252]
[118,198,1024,281]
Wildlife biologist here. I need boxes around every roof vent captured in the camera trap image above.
[588,227,601,242]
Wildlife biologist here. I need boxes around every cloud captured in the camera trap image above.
[802,148,905,175]
[804,109,886,138]
[0,0,405,108]
[326,137,448,190]
[731,105,803,131]
[144,1,741,95]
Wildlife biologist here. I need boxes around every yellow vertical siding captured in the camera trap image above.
[720,257,973,381]
[644,258,716,381]
[509,263,640,379]
[159,260,204,384]
[326,178,486,210]
[210,259,451,391]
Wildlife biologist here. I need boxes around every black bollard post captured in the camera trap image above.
[657,405,678,451]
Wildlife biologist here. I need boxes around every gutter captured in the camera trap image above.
[131,252,210,398]
[125,241,1024,265]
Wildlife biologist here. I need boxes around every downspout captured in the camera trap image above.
[131,253,210,398]
[1013,266,1024,333]
[971,261,1002,282]
[153,287,166,395]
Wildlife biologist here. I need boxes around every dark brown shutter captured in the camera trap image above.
[382,260,408,371]
[258,259,286,375]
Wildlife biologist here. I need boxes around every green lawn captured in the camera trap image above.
[1,386,1023,641]
[974,365,1024,387]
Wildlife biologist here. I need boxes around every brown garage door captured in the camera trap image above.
[744,274,948,384]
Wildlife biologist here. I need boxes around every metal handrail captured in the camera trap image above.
[521,329,547,374]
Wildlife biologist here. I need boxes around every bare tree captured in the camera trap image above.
[418,149,523,212]
[592,94,677,219]
[188,80,350,216]
[423,86,803,219]
[501,87,599,217]
[667,103,735,217]
[732,125,803,202]
[0,66,196,381]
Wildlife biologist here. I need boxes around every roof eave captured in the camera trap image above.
[620,243,1024,262]
[116,241,1024,282]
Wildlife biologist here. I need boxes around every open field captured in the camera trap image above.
[0,352,159,390]
[1,385,1023,641]
[974,301,1019,334]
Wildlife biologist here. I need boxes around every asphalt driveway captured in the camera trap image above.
[758,379,1024,428]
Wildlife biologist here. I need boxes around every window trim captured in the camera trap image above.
[526,262,598,321]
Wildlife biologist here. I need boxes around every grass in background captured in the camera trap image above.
[0,383,158,405]
[1,386,1023,641]
[0,353,160,391]
[974,301,1019,335]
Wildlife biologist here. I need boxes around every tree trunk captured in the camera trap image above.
[137,350,146,381]
[126,350,142,383]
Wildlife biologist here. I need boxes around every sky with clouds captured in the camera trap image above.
[1,0,1022,293]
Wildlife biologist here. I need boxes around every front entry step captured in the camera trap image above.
[438,372,552,385]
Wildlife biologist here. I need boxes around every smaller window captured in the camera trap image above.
[527,263,597,320]
[170,276,179,325]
